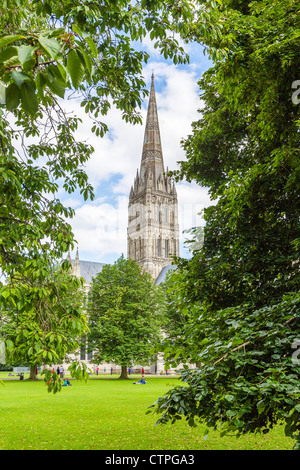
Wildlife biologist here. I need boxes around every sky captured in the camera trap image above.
[60,39,214,264]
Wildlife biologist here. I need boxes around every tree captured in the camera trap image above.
[150,0,300,449]
[88,256,163,379]
[158,263,204,369]
[1,263,88,381]
[0,0,194,367]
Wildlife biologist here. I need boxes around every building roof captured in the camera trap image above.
[79,260,106,284]
[69,258,105,284]
[155,264,177,285]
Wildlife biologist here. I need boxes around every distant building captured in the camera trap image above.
[69,74,179,285]
[127,73,180,280]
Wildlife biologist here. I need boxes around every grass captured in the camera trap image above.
[0,375,292,450]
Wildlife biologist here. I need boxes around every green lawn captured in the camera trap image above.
[0,376,292,450]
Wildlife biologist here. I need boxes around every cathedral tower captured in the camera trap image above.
[127,75,180,280]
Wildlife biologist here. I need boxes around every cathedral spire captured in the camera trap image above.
[73,246,81,278]
[140,74,164,183]
[127,75,180,280]
[67,250,72,265]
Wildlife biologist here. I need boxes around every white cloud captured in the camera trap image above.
[177,181,213,229]
[68,196,128,263]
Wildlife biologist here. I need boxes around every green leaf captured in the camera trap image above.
[20,81,38,116]
[72,24,83,36]
[0,46,18,63]
[5,83,20,110]
[47,64,67,86]
[38,36,61,59]
[0,34,25,48]
[85,37,98,58]
[17,45,35,66]
[224,394,235,402]
[11,70,32,87]
[36,71,47,94]
[0,83,5,105]
[5,339,14,351]
[46,74,65,98]
[78,49,92,76]
[67,49,84,89]
[226,410,237,417]
[56,62,68,83]
[0,289,10,299]
[257,400,266,415]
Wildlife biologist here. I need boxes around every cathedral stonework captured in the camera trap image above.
[127,74,180,280]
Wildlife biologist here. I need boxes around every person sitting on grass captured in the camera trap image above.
[62,378,71,386]
[133,375,147,384]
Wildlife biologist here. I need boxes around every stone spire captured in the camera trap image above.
[140,73,164,185]
[127,75,180,280]
[72,247,81,278]
[67,250,72,265]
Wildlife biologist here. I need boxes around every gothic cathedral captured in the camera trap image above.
[68,75,180,286]
[127,74,180,280]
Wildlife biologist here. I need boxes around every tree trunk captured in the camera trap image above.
[29,365,37,380]
[119,365,128,379]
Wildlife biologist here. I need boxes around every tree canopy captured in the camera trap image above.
[1,264,88,379]
[88,256,163,379]
[151,0,300,449]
